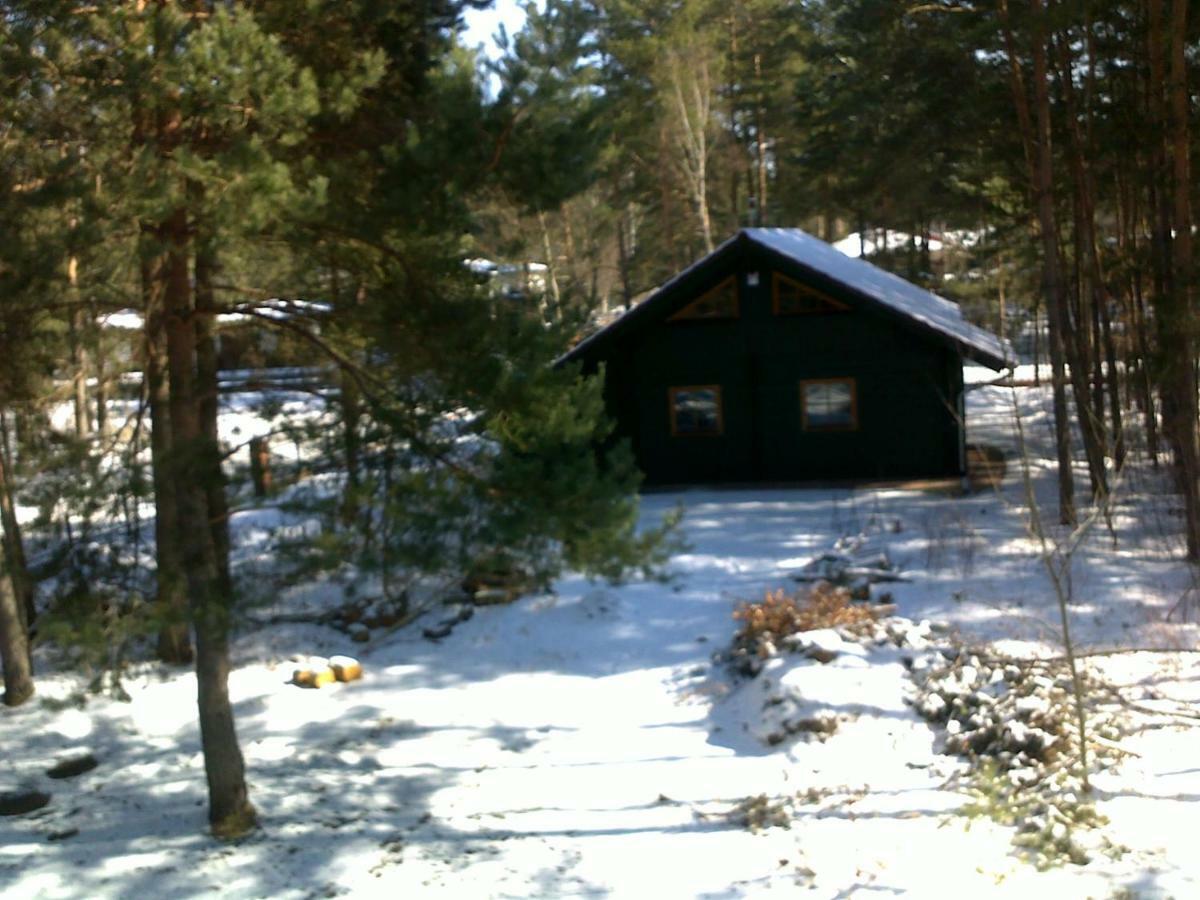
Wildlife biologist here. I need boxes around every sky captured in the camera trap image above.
[461,0,529,61]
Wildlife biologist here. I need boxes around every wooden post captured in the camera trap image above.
[250,437,272,498]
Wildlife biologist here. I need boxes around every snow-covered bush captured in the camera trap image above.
[910,650,1126,868]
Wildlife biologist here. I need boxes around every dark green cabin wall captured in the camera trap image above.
[596,248,966,485]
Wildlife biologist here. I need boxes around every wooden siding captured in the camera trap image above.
[588,245,966,485]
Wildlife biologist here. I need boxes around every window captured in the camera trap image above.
[669,277,738,321]
[773,272,848,316]
[669,385,723,436]
[800,379,857,431]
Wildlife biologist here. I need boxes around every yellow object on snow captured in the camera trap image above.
[329,656,363,683]
[291,655,363,688]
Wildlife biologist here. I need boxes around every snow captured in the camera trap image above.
[98,310,144,331]
[831,230,945,258]
[2,368,1199,897]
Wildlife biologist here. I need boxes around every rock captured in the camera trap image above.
[918,694,948,720]
[46,753,98,780]
[47,827,79,841]
[472,588,512,605]
[422,622,453,641]
[349,623,370,643]
[806,647,838,664]
[0,789,50,816]
[367,609,404,628]
[787,715,839,737]
[967,725,998,754]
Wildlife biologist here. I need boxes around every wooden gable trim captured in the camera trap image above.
[668,276,739,321]
[772,271,850,316]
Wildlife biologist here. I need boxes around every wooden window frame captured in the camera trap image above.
[800,378,858,432]
[772,272,849,316]
[668,277,740,321]
[668,385,724,437]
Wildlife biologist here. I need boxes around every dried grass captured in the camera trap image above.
[733,582,879,651]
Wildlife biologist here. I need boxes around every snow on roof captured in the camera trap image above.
[745,228,1011,368]
[563,228,1012,370]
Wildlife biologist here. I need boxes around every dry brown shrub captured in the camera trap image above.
[733,582,879,652]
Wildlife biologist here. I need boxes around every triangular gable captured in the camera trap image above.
[772,272,849,315]
[668,276,738,321]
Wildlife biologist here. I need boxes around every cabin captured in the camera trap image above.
[560,228,1011,486]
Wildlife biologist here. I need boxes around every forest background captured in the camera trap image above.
[0,0,1195,838]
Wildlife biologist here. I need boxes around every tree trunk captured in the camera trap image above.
[68,266,91,440]
[1001,0,1075,524]
[193,227,232,595]
[1162,0,1200,557]
[95,320,111,439]
[616,211,634,310]
[0,543,32,706]
[145,248,193,665]
[667,50,715,253]
[1131,272,1160,463]
[537,209,562,314]
[0,425,34,631]
[753,50,768,226]
[1052,33,1113,492]
[162,201,255,836]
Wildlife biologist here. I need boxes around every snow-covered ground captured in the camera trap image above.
[2,369,1198,898]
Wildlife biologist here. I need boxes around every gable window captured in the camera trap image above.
[773,272,848,316]
[669,385,723,436]
[800,378,857,431]
[668,277,739,321]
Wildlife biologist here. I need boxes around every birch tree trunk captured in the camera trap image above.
[753,50,768,226]
[665,47,716,253]
[68,253,91,440]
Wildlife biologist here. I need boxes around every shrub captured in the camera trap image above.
[733,582,879,655]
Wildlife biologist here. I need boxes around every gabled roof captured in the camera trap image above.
[562,228,1013,371]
